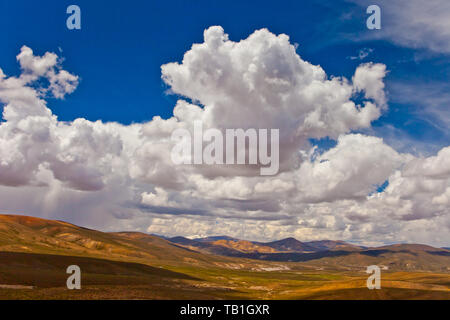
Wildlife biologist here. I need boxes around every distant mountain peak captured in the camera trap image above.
[194,235,237,242]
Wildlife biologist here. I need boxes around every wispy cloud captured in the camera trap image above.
[348,47,374,60]
[389,81,450,133]
[349,0,450,54]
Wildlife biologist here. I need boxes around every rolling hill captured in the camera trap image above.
[0,214,449,299]
[262,237,317,252]
[167,234,450,272]
[0,214,254,269]
[179,236,364,253]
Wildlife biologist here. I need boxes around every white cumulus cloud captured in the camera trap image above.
[0,28,448,246]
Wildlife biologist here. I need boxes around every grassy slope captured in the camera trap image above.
[0,214,248,268]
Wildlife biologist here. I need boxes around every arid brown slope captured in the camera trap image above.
[0,214,241,268]
[211,239,278,253]
[0,214,449,300]
[0,214,296,273]
[168,234,450,272]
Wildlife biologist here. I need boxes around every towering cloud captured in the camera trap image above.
[162,27,386,172]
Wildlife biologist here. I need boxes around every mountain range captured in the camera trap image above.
[0,213,449,299]
[168,235,450,268]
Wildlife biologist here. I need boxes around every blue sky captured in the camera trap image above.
[2,0,448,155]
